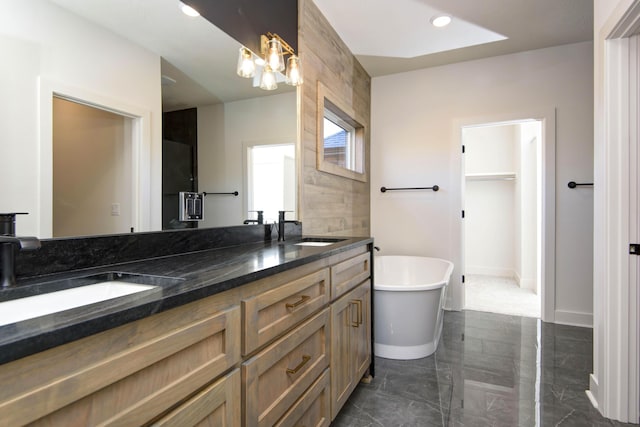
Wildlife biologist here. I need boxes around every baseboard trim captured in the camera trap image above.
[586,374,599,410]
[554,310,593,327]
[466,266,515,278]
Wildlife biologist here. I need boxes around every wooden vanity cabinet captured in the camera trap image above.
[0,243,372,427]
[0,299,241,427]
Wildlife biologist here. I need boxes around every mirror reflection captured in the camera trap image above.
[0,0,297,238]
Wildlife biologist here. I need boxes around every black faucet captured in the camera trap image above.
[243,210,264,225]
[277,210,299,241]
[1,213,41,288]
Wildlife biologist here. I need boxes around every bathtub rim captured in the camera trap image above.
[374,255,454,291]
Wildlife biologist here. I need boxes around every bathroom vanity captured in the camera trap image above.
[0,227,373,426]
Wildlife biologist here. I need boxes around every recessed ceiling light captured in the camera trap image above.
[179,2,200,17]
[431,15,452,28]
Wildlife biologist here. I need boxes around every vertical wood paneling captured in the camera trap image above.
[298,0,371,237]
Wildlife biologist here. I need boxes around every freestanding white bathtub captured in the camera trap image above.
[374,256,454,360]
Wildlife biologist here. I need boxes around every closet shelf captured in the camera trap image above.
[465,172,517,181]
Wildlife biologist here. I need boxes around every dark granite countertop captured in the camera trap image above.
[0,236,373,365]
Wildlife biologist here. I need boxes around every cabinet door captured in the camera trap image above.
[20,306,241,427]
[274,368,330,427]
[243,268,330,356]
[330,252,370,299]
[352,281,371,382]
[330,290,356,419]
[152,369,240,427]
[330,280,371,420]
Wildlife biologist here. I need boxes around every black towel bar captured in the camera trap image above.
[202,191,239,196]
[380,185,439,192]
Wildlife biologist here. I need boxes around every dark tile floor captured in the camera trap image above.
[332,310,637,427]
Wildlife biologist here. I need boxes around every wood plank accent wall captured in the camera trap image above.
[298,0,371,237]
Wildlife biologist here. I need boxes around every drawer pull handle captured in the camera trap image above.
[286,295,310,310]
[286,354,311,375]
[351,299,363,327]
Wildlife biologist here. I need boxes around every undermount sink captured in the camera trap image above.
[294,237,346,247]
[0,272,178,327]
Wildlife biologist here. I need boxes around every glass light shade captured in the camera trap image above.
[266,37,285,72]
[259,64,278,90]
[285,55,303,86]
[237,47,255,78]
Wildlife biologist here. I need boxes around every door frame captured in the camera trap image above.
[38,77,151,237]
[590,1,640,420]
[451,108,556,323]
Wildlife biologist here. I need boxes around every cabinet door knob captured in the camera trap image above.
[286,354,311,375]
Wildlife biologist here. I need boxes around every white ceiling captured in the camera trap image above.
[50,0,294,109]
[313,0,594,77]
[49,0,594,104]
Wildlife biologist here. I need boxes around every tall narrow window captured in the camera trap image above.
[317,82,366,181]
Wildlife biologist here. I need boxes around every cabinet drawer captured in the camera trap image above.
[243,309,330,427]
[19,305,241,427]
[331,252,370,299]
[274,368,330,427]
[243,268,330,355]
[152,368,240,427]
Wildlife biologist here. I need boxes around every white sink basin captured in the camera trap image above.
[294,238,346,247]
[0,282,157,326]
[295,241,335,247]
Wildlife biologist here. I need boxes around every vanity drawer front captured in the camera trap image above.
[152,368,240,427]
[243,308,330,427]
[243,268,330,355]
[8,305,241,427]
[331,252,370,299]
[274,368,330,427]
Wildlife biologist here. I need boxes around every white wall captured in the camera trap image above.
[198,91,297,227]
[0,0,161,236]
[371,41,594,325]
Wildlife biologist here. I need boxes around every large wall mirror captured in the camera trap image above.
[0,0,298,238]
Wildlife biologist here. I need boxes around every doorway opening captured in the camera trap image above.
[462,120,542,318]
[52,96,134,237]
[162,108,198,230]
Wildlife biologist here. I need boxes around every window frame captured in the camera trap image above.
[316,82,366,182]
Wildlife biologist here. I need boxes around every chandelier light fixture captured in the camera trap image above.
[236,32,303,90]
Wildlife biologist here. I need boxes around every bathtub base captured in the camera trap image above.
[375,342,436,360]
[374,318,443,360]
